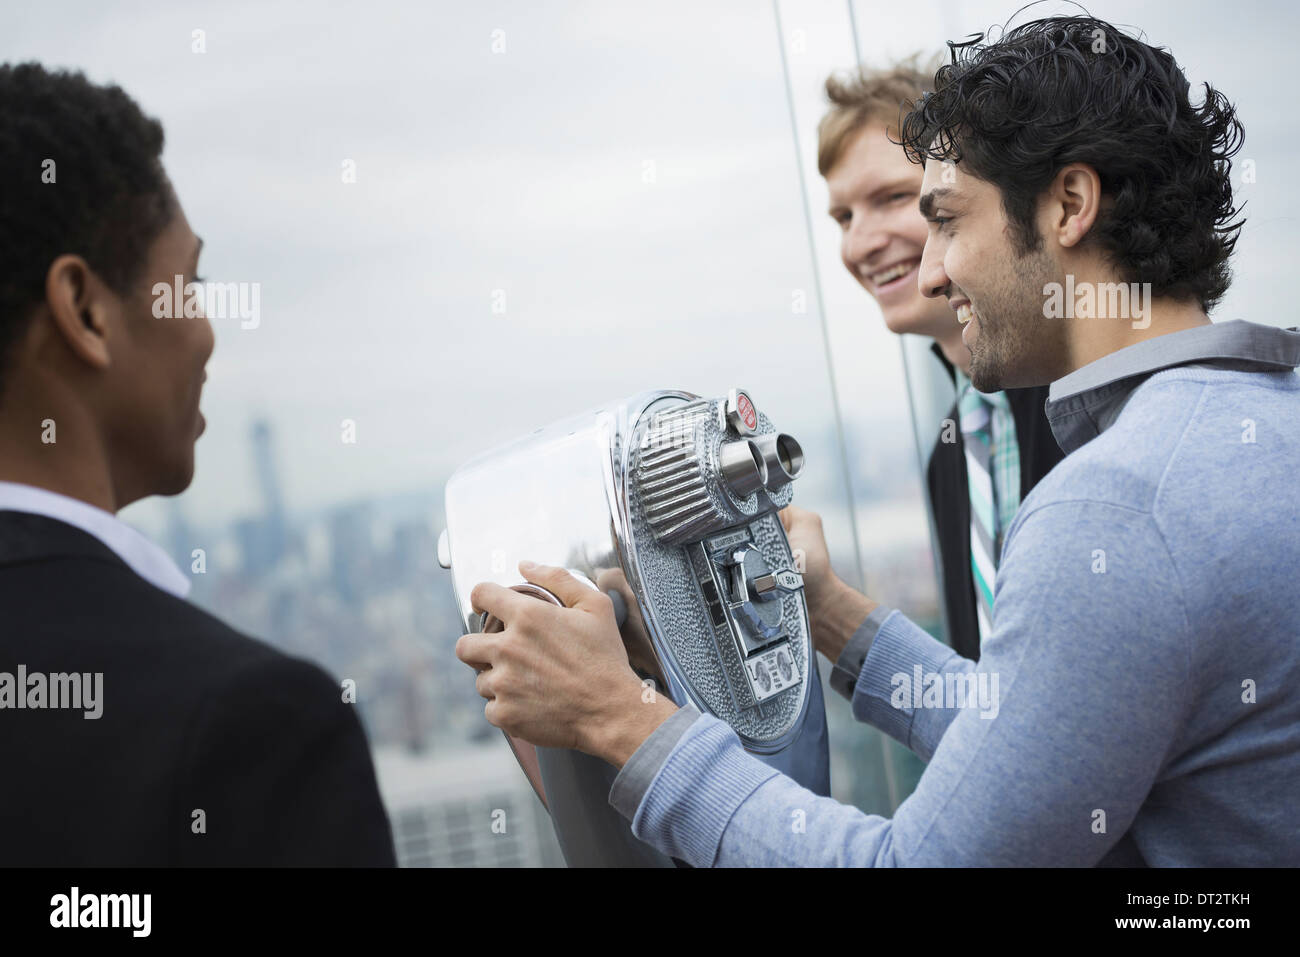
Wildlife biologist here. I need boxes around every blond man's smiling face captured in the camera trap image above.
[826,124,959,345]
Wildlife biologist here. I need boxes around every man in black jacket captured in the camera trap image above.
[0,63,395,866]
[817,59,1064,661]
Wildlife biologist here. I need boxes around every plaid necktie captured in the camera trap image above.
[956,376,1021,646]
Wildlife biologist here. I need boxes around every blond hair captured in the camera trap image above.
[817,53,943,177]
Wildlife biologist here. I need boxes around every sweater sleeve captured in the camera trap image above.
[624,500,1192,866]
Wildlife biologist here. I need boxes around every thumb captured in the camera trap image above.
[519,560,598,610]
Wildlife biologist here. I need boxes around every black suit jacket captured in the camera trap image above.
[0,510,396,866]
[924,346,1066,661]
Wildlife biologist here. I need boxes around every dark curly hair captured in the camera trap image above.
[898,15,1245,311]
[0,62,174,396]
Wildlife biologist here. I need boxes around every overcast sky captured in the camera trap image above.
[2,0,1293,549]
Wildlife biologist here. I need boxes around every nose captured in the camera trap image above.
[842,213,889,273]
[917,234,948,300]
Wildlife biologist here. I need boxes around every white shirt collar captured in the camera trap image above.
[0,481,191,598]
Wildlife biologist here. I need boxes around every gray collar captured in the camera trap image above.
[1045,320,1300,454]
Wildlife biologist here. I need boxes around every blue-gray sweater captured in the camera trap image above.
[608,320,1300,866]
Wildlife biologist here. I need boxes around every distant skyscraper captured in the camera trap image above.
[249,418,288,568]
[328,503,374,603]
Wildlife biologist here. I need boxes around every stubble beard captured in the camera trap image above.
[968,245,1060,393]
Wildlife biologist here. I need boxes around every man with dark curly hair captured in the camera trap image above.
[813,56,1066,668]
[0,63,396,866]
[458,15,1300,866]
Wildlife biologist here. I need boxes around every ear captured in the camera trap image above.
[44,254,114,370]
[1046,163,1102,250]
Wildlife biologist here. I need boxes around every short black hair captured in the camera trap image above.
[899,15,1245,311]
[0,62,174,395]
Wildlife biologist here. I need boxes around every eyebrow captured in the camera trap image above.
[827,179,917,216]
[918,188,954,220]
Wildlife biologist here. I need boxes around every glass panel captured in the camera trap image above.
[781,0,949,812]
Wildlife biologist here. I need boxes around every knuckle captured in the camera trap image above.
[495,638,517,666]
[495,651,525,684]
[495,702,515,730]
[512,604,535,630]
[497,673,518,701]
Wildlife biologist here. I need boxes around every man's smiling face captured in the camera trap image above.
[916,153,1068,391]
[826,124,956,342]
